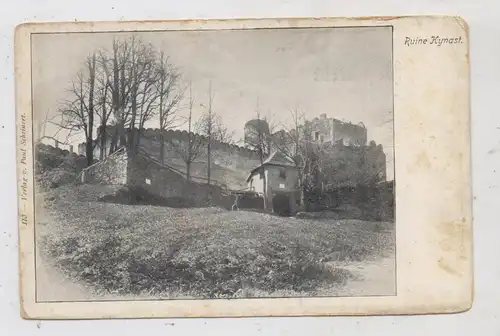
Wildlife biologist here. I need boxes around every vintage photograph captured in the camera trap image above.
[16,16,473,319]
[31,25,396,302]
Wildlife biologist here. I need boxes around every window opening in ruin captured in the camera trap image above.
[279,168,287,179]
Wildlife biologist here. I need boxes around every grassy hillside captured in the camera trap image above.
[37,184,395,299]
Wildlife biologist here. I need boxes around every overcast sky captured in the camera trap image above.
[32,26,394,179]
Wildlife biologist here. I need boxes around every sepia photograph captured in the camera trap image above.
[32,25,395,302]
[16,17,472,319]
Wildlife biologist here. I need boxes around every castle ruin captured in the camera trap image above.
[306,113,367,146]
[78,114,388,191]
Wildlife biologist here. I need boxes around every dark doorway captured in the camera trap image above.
[273,193,291,216]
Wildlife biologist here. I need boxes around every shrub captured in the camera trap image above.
[36,168,79,190]
[35,144,86,191]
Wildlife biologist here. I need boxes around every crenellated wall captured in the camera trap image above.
[77,124,388,190]
[81,129,261,167]
[79,128,263,189]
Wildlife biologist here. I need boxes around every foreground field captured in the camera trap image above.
[36,185,395,300]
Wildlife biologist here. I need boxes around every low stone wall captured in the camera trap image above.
[80,149,236,208]
[127,152,225,207]
[80,149,128,185]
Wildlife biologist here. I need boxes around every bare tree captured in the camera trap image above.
[244,98,274,210]
[88,37,184,156]
[198,81,215,185]
[104,38,132,152]
[206,82,213,185]
[197,82,235,185]
[155,52,184,163]
[197,113,234,145]
[96,36,154,152]
[94,55,114,160]
[169,84,204,180]
[51,36,185,164]
[125,39,159,151]
[210,114,235,145]
[56,53,98,166]
[36,109,51,144]
[272,105,315,209]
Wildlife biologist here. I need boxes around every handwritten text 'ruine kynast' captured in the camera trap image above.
[405,35,463,47]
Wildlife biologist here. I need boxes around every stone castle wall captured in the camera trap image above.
[80,128,263,175]
[319,142,387,188]
[308,115,368,146]
[80,148,228,207]
[127,152,226,206]
[78,124,388,190]
[80,148,129,185]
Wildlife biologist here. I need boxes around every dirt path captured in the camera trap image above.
[35,220,124,302]
[327,252,396,296]
[36,250,94,302]
[36,251,139,302]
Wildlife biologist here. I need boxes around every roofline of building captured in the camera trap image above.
[246,162,298,183]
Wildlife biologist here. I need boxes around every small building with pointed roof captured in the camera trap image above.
[246,151,299,215]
